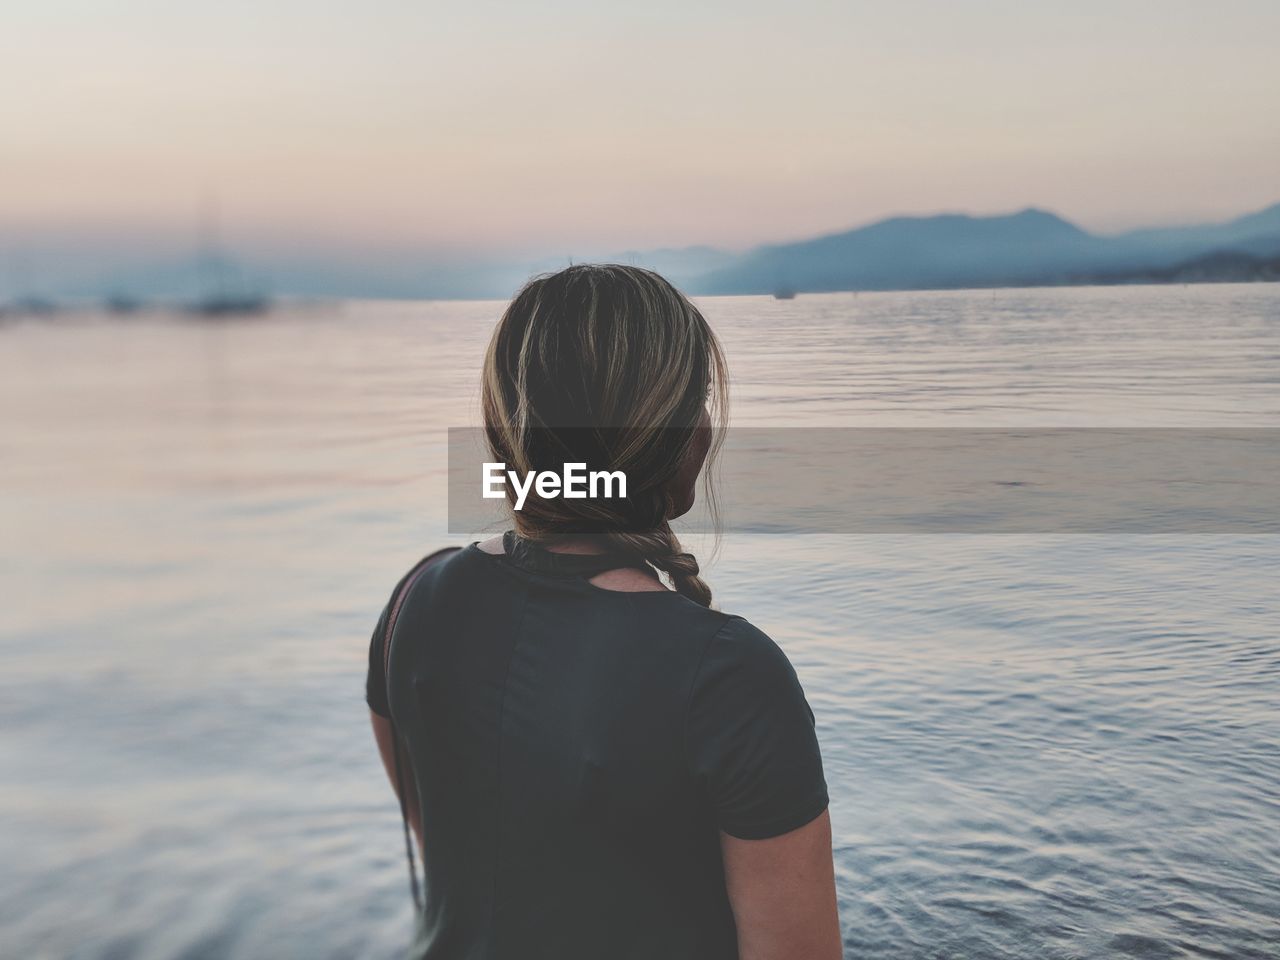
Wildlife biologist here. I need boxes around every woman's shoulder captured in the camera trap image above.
[398,543,470,589]
[380,543,475,618]
[367,544,467,716]
[698,614,802,688]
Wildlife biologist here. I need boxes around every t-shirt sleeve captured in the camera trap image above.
[686,617,829,840]
[365,601,392,717]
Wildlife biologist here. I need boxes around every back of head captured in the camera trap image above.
[481,264,727,606]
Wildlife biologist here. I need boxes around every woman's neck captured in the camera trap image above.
[538,535,610,555]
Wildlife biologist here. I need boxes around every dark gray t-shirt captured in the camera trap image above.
[366,534,828,960]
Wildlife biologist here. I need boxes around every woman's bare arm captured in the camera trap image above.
[720,810,842,960]
[371,709,422,850]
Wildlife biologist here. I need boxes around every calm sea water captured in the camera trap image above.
[2,286,1278,959]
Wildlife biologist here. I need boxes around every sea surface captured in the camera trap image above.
[2,285,1278,959]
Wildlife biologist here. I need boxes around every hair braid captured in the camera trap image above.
[607,523,713,607]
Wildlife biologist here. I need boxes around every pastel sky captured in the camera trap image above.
[3,0,1278,260]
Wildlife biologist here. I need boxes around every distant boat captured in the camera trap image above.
[104,293,143,315]
[188,291,271,318]
[773,286,797,300]
[185,193,272,319]
[6,296,59,317]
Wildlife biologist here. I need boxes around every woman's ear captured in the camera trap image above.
[668,426,711,520]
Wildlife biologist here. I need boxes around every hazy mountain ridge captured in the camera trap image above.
[1073,247,1280,286]
[688,203,1280,295]
[14,203,1280,303]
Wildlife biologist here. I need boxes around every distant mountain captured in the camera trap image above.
[686,203,1280,296]
[1105,203,1280,264]
[16,201,1280,303]
[1075,248,1280,286]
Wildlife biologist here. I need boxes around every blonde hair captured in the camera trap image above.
[481,264,728,606]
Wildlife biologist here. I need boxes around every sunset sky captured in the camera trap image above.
[3,0,1278,270]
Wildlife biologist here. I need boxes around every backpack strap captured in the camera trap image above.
[382,546,461,911]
